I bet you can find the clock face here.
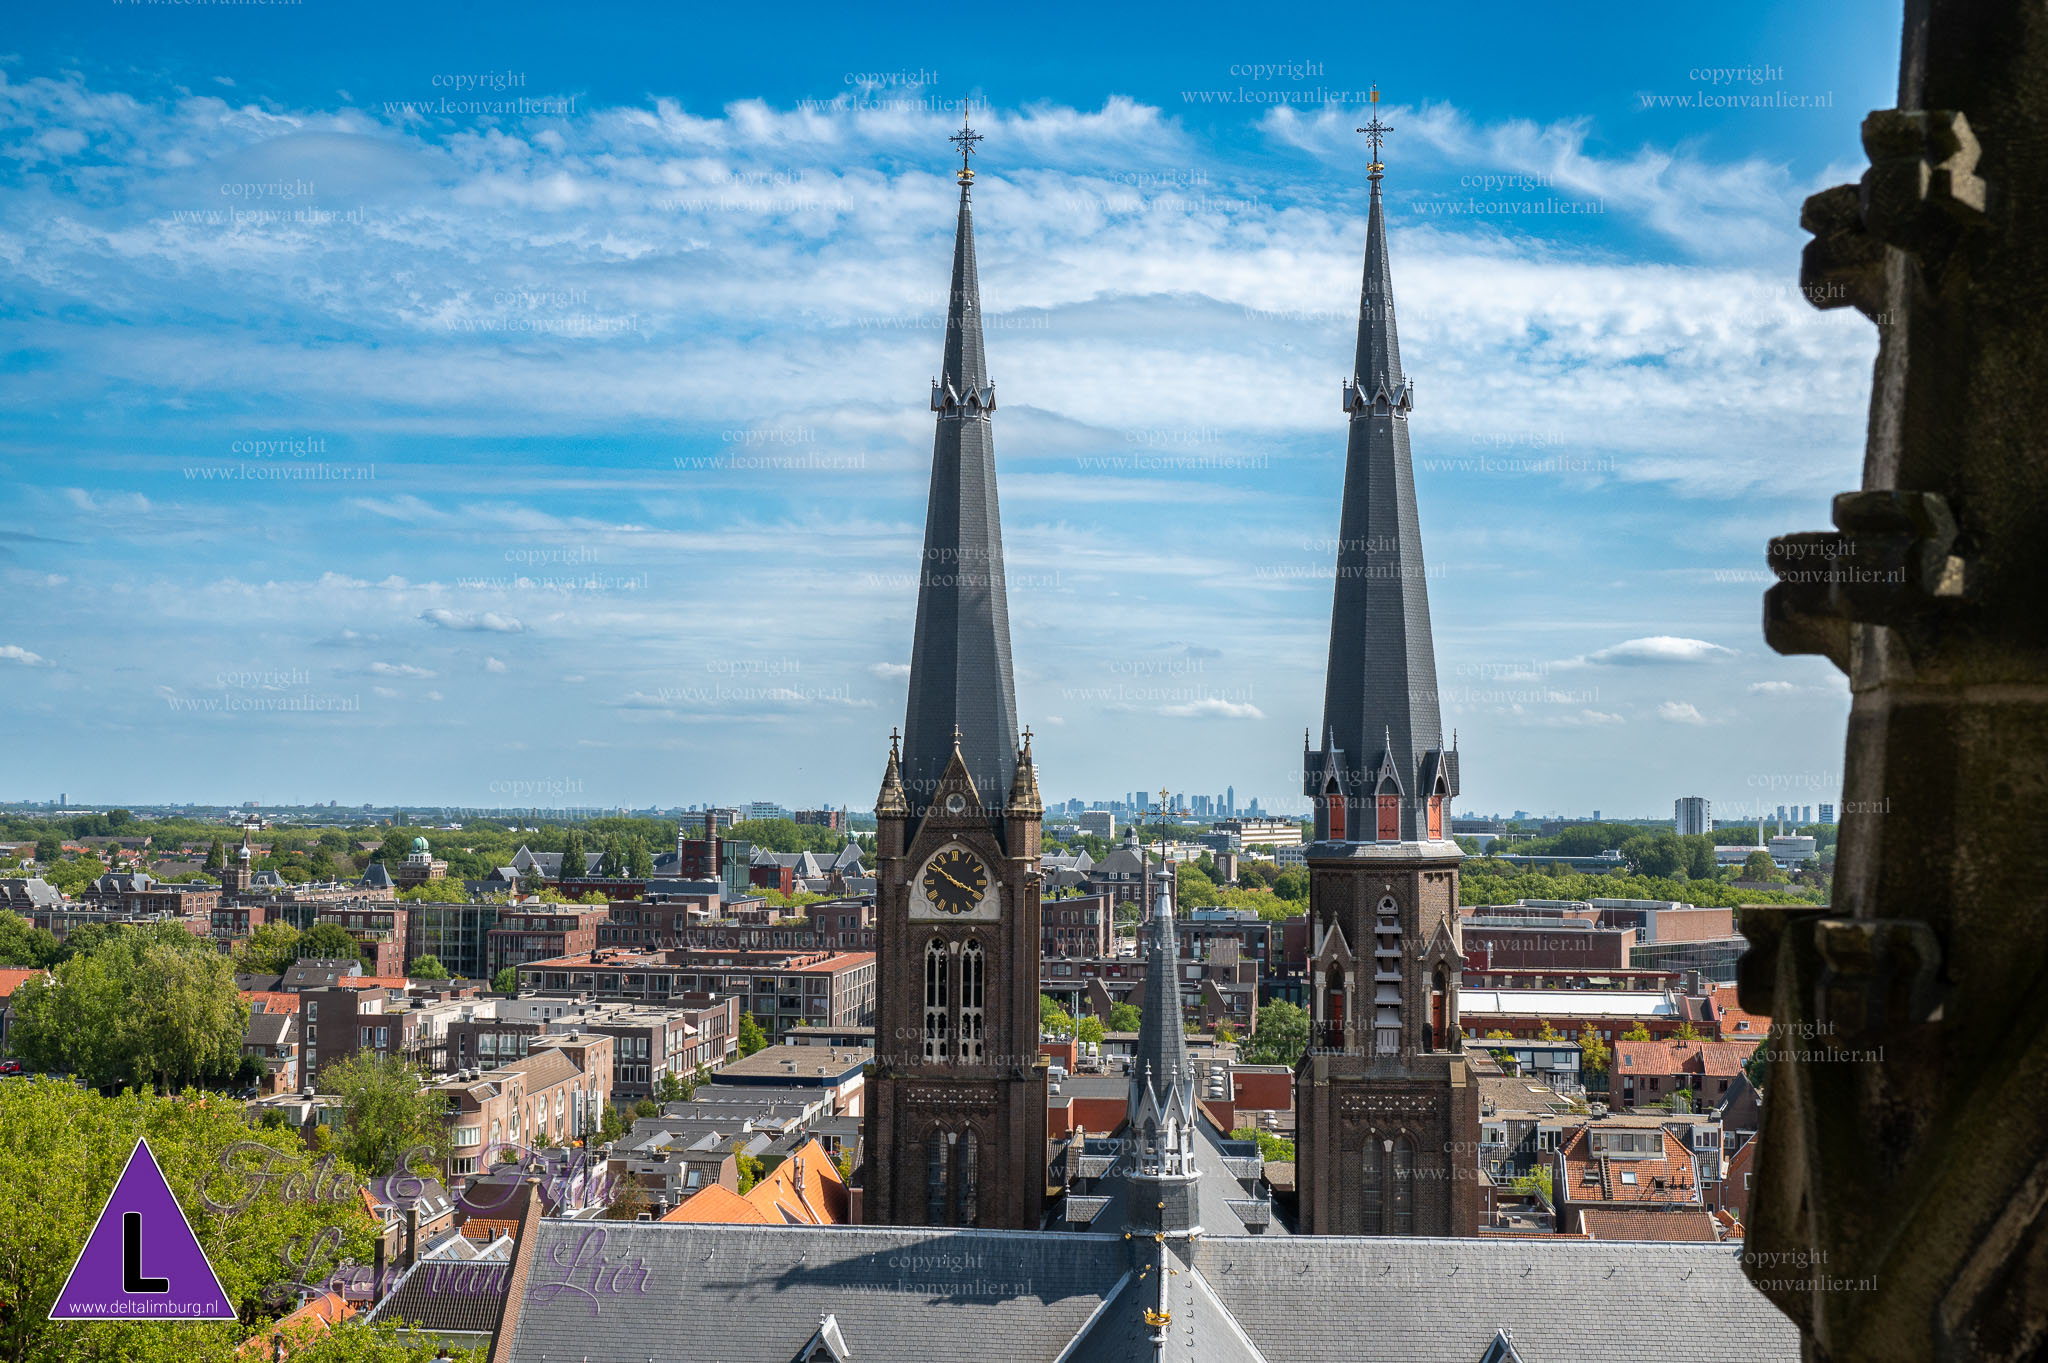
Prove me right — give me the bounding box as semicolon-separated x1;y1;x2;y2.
920;847;989;915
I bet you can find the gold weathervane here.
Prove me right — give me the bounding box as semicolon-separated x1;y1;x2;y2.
951;118;983;186
1356;84;1390;179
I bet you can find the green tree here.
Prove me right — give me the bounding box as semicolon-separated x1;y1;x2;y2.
598;835;622;878
558;829;586;881
633;1098;659;1119
734;1144;765;1194
737;1013;769;1057
1230;1126;1295;1163
1742;849;1782;882
1108;1002;1143;1033
1622;1021;1652;1043
237;921;303;975
1535;1018;1561;1042
34;834;62;865
492;966;521;995
1577;1025;1611;1075
203;837;226;872
1039;994;1075;1038
1744;1029;1774;1090
1241;1000;1310;1067
0;1078;395;1363
1272;868;1310;901
1076;1014;1106;1045
296;922;364;963
1511;1167;1555;1202
1214;1019;1240;1047
1674;1020;1702;1042
10;930;246;1092
598;1101;631;1143
406;955;451;980
323;1052;449;1176
653;1069;690;1104
605;1176;651;1221
0;910;61;967
626;837;654;880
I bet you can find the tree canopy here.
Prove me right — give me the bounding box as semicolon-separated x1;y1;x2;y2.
10;925;246;1092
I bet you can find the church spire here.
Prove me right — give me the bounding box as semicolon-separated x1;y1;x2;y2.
1311;88;1455;844
902;115;1019;825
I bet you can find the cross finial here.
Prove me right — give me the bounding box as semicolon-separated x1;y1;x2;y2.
950;118;983;187
1356;85;1391;182
1021;725;1033;748
952;722;963;749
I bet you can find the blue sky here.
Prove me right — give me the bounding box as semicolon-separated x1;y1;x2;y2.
0;0;1895;820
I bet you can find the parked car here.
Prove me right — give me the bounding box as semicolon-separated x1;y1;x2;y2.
0;1060;25;1076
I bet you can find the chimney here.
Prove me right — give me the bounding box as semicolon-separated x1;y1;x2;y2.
404;1206;420;1268
373;1235;387;1298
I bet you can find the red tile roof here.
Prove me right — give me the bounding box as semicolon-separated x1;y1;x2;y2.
661;1138;847;1226
241;991;302;1013
0;968;46;1001
1614;1038;1759;1081
1560;1124;1701;1204
1709;984;1770;1040
1578;1206;1721;1241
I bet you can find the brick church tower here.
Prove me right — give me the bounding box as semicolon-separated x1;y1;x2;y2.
1295;92;1482;1237
864;123;1047;1230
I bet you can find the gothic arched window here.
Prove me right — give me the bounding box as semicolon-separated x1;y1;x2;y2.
1322;961;1347;1051
1390;1136;1415;1235
959;939;985;1063
1326;778;1347;841
1362;1134;1383;1229
924;1129;949;1224
924;939;950;1063
958;1128;979;1227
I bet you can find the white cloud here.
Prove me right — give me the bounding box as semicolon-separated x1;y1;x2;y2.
1658;700;1707;725
1748;680;1798;695
1572;636;1737;667
367;661;435;678
868;662;911;679
0;645;51;666
484;657;509;673
419;609;525;633
1160;697;1266;720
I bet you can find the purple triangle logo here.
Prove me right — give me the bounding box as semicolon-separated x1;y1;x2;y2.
48;1136;236;1321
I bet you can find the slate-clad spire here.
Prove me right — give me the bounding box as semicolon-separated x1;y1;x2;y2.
901;121;1018;821
1129;869;1193;1132
1309;94;1456;843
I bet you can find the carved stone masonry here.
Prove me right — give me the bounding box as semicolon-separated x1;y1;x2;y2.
1748;3;2048;1360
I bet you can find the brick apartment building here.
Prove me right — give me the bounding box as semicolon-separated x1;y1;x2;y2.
314;902;410;977
445;995;739;1102
1041;892;1113;959
434;1033;614;1176
515;947;876;1041
485;907;608;976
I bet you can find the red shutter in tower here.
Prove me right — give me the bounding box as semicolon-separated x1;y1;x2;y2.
1377;795;1399;841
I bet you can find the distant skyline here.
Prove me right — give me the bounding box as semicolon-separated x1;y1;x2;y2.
2;1;1887;817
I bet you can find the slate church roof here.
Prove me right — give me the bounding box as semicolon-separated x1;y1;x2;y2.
490;1220;1799;1362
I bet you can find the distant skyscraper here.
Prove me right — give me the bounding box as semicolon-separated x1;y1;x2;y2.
1802;804;1814;823
1674;797;1712;837
1592;809;1601;821
1777;804;1789;824
1820;803;1836;824
1226;784;1235;816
